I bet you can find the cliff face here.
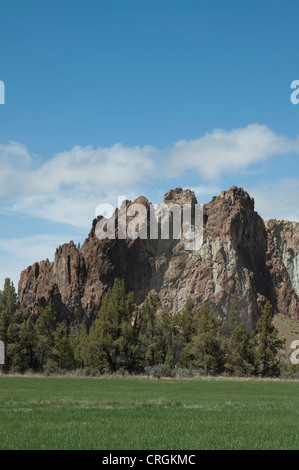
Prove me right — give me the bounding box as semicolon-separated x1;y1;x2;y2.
265;220;299;295
18;186;299;329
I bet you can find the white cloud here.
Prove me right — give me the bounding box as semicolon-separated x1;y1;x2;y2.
0;234;69;261
0;234;71;288
166;124;299;180
188;185;222;203
0;143;156;228
33;144;156;193
2;125;299;286
0;141;32;197
1;124;299;229
251;178;299;222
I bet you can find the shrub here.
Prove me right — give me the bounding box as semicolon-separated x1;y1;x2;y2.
145;364;175;379
114;368;129;377
174;368;189;378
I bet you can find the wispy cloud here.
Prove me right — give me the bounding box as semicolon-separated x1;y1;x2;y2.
0;234;70;287
0;142;156;228
166;124;299;180
1;124;299;229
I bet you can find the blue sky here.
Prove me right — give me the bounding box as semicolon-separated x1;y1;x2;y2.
1;0;299;287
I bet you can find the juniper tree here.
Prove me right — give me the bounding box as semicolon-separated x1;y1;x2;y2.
49;323;75;370
87;279;136;372
222;300;250;376
35;300;58;369
6;310;37;371
0;278;18;344
188;303;224;375
253;301;285;377
137;292;167;368
161;307;176;367
176;297;197;367
72;318;90;368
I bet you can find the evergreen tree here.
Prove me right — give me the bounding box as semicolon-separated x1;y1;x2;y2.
161;308;175;368
87;279;136;372
253;301;285;377
35;300;58;369
222;300;250;376
137;292;166;368
50;323;75;370
73;318;90;368
0;278;18;345
176;297;197;367
6;311;37;371
188;303;224;374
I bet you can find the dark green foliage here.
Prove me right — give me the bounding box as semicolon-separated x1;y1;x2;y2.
176;297;197;367
0;278;288;377
0;278;18;345
186;303;224;374
0;281;76;372
137;292;173;368
137;292;163;367
50;323;75;370
221;300;251;376
160;309;176;368
252;301;285;377
35;300;58;369
72;318;89;368
6;311;37;371
86;279;137;373
177;297;197;344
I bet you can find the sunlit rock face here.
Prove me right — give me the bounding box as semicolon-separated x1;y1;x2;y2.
18;186;299;330
265;220;299;297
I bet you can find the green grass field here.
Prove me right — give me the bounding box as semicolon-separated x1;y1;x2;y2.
0;376;298;450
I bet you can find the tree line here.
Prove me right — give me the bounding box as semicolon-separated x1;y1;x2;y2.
0;277;289;377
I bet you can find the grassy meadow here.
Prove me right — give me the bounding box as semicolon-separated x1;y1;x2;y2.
0;375;298;450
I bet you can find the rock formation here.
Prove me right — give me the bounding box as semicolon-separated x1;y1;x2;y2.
18;186;299;330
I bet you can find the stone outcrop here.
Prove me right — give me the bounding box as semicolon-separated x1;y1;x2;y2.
18;186;299;329
265;219;299;302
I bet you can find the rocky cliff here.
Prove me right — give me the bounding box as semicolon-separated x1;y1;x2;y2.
265;219;299;299
18;186;299;330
